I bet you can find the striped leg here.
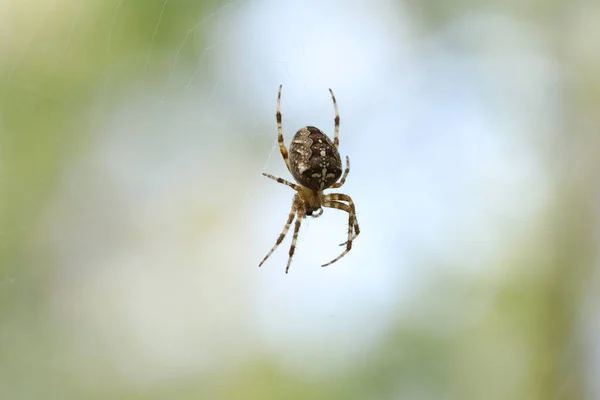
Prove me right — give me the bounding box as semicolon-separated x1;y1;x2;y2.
276;85;291;172
328;88;340;148
321;200;356;267
286;206;306;274
325;193;360;241
329;156;350;189
259;195;298;268
262;173;302;191
323;200;359;244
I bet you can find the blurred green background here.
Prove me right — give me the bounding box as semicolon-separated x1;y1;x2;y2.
1;0;599;399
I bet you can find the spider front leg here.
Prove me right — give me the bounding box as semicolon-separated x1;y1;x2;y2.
326;193;360;244
286;207;306;274
324;200;359;245
321;195;359;267
259;194;298;268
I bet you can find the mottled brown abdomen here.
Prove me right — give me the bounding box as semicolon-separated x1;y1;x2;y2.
289;126;342;191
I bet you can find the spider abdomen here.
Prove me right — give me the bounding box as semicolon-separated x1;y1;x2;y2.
289;126;342;191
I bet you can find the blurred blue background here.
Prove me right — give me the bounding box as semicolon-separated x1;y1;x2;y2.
1;0;599;398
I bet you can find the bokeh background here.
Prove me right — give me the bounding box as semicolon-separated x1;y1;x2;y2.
1;0;599;398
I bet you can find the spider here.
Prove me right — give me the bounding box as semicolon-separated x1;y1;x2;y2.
258;85;360;274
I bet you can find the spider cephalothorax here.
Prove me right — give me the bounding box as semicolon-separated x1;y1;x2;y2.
259;85;360;273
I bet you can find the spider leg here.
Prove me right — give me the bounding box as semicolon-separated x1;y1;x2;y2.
276;85;292;172
324;200;360;245
321;199;355;267
321;194;360;265
328;88;340;148
329;155;350;189
258;195;298;268
262;173;302;191
325;193;360;241
286;206;306;274
310;207;323;218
